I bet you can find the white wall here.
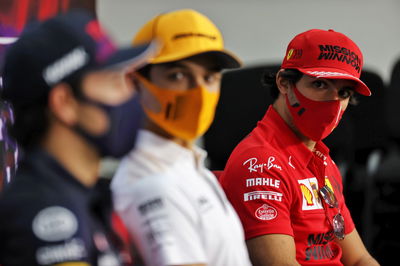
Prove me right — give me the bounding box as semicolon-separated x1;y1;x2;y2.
98;0;400;83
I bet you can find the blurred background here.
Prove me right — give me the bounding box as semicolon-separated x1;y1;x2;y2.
1;0;400;264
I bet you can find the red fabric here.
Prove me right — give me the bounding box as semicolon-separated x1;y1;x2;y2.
212;170;224;180
112;211;131;247
286;86;343;141
281;29;370;96
111;212;134;265
15;0;30;31
220;105;355;265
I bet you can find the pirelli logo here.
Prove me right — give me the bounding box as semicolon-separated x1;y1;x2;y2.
244;191;283;202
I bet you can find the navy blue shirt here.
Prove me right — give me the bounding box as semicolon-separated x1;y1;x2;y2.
0;149;121;266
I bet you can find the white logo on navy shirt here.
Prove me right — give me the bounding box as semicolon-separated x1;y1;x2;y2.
32;206;78;242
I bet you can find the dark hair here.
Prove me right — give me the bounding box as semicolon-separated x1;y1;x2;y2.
262;68;303;100
261;68;358;105
9;75;83;151
9;99;49;151
137;64;152;79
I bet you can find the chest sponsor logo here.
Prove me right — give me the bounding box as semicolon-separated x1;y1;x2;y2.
32;206;78;242
36;238;87;265
246;177;280;188
298;178;323;210
298;177;336;210
255;204;277;221
138;198;163;216
244;191;283;202
305;231;336;261
243;156;282;173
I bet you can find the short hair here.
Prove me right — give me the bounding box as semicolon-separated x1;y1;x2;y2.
262;68;303;100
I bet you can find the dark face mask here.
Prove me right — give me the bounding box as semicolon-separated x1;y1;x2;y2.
75;93;144;158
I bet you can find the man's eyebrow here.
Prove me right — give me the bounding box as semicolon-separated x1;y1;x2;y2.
316;77;356;90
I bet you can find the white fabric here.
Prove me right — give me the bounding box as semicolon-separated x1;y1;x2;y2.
111;130;251;266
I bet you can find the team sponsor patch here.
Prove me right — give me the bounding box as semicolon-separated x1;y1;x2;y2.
255;204;277;221
244;191;283;202
36;238;86;265
298;178;323;210
32;206;78;242
144;216;174;249
246;177;280;188
43;47;89;85
317;44;361;73
243;156;282;173
138;198;163;216
286;48;302;60
306;231;336;261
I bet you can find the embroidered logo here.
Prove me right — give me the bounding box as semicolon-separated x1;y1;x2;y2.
255;204;277;221
244;191;283;202
298;178;323;210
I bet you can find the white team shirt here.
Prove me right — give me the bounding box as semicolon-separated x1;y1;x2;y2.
111;130;251;266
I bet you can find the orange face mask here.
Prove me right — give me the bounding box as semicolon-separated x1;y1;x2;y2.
135;74;220;141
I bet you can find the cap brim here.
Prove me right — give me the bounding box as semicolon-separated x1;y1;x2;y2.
296;67;371;96
150;48;242;69
200;50;242;69
103;40;159;72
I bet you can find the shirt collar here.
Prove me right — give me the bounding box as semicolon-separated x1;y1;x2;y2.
258;105;330;169
134;129;207;167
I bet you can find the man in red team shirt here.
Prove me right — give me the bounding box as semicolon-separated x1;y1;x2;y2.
219;29;380;265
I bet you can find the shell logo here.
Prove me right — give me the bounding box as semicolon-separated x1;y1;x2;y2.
300;184;314;206
287;49;294;60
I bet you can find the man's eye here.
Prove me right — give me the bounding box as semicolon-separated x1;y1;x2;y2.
338;88;354;99
313;80;327;89
167;72;185;81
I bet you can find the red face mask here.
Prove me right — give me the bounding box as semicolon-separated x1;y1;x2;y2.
285;86;344;141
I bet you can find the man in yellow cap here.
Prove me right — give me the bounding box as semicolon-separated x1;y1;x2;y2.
111;9;251;266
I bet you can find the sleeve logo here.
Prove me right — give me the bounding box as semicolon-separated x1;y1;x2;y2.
255;204;277;221
244;191;283;202
243;156;282;173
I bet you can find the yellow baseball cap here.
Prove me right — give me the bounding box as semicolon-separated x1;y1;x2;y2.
133;9;242;68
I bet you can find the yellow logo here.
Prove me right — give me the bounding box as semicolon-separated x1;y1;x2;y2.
324;178;334;193
300;184;314;206
287;49;294;60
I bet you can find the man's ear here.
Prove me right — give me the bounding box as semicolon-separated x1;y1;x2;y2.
47;83;78;126
276;69;292;95
131;73;144;93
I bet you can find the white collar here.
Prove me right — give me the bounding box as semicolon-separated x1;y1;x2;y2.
133;129;207;167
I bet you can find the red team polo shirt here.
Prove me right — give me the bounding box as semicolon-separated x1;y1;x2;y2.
220;105;355;265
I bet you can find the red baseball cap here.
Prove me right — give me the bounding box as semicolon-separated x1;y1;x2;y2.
281;29;371;96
